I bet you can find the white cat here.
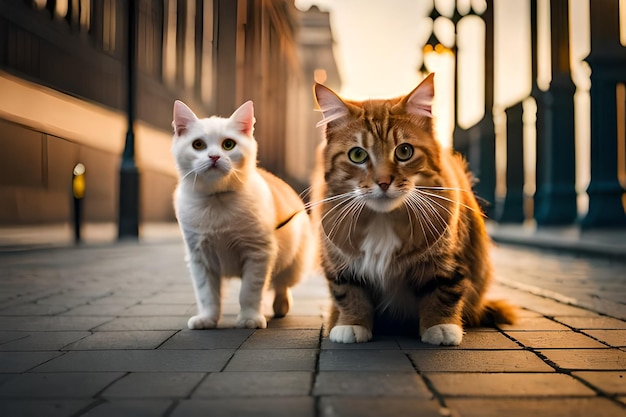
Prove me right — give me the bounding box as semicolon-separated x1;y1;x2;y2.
171;100;312;329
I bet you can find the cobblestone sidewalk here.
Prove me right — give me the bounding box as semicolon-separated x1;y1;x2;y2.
0;239;624;417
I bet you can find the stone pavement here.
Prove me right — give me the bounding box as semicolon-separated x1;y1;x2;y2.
0;233;625;416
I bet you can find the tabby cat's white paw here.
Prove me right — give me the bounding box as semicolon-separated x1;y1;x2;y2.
187;315;218;330
329;325;373;343
236;311;267;329
421;323;463;346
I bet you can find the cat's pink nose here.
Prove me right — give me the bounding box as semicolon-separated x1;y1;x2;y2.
377;176;394;191
209;155;220;162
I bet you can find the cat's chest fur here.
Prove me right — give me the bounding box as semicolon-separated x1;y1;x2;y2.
351;215;402;282
177;191;241;236
174;176;274;251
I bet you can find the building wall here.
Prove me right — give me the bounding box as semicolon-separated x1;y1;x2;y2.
0;0;340;225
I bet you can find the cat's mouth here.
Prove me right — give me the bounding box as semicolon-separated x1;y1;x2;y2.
365;193;405;213
204;161;226;173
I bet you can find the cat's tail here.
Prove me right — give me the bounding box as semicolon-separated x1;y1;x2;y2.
479;299;517;326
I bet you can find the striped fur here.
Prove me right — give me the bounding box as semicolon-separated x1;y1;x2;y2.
311;74;516;345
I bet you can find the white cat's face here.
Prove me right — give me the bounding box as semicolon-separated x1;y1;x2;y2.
172;101;257;190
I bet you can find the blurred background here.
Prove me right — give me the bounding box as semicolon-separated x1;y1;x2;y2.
0;0;624;240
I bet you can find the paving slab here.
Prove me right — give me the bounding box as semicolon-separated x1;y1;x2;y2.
0;351;63;372
102;372;205;398
319;350;414;372
0;399;92;417
80;399;173;417
32;350;234;373
61;304;131;316
0;331;28;345
158;329;254;349
0;372;125;398
554;316;626;329
0;331;91;351
408;350;554;372
538;348;626;370
93;316;188;331
426;372;595;397
240;329;320;349
223;349;318;372
313;371;431;397
116;304;194;317
572;371;626;395
506;330;607;349
498;317;570;331
193;371;312;397
171;397;315;417
63;330;176;350
0;303;71;316
0;316;114;332
581;329;626;347
319;397;443;417
446;398;625;417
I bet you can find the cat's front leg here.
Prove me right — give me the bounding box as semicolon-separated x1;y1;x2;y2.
237;260;270;329
417;274;467;346
186;250;222;329
327;281;374;343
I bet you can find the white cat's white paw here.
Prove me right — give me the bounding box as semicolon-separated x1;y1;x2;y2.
236;310;267;329
187;315;218;330
421;323;463;346
329;325;373;343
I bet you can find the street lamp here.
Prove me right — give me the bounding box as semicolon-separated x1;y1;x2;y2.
118;0;140;239
423;1;482;154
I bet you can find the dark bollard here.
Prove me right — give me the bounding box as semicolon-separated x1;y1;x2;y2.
72;163;86;244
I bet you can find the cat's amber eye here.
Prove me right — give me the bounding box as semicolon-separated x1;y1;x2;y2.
394;144;414;161
222;138;236;150
192;139;206;150
348;147;369;164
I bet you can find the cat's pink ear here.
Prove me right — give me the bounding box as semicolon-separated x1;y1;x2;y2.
396;73;434;118
230;101;255;137
172;100;197;137
314;83;350;128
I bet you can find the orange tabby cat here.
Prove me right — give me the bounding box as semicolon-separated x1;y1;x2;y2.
311;73;515;345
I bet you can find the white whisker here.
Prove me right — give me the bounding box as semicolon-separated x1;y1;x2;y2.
406;191;450;250
325;197;361;242
305;192;354;211
414;188;484;217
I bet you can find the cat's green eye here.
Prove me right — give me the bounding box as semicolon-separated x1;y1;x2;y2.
348;147;369;164
395;144;414;161
192;139;206;150
222;138;236;150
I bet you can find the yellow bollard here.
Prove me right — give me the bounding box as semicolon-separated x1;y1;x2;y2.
72;163;86;243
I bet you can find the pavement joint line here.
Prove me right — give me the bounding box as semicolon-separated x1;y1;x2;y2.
510;331;626;407
536;346;626;410
549;318;618;349
155;329;182;350
406;350;447;409
186;370;210;401
497;278;623;321
92;371;129;398
216;332;252;372
163;399;180;417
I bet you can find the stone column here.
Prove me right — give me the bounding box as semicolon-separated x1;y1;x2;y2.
533;0;578;225
581;0;626;228
469;0;496;218
495;102;526;223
